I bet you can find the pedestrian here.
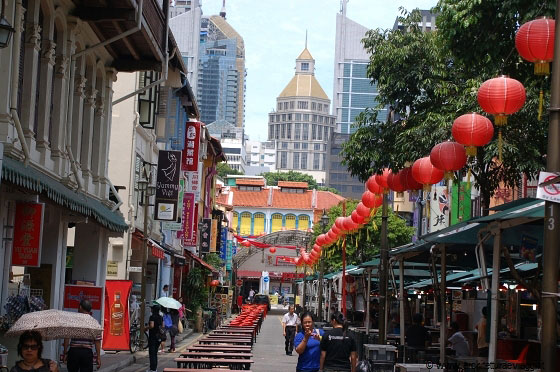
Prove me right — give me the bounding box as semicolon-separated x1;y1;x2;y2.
177;297;186;329
63;300;102;372
475;306;489;357
167;309;180;353
405;313;430;349
236;294;243;313
320;311;357;372
248;288;255;303
282;305;301;356
161;284;169;298
10;330;59;372
160;307;170;352
294;311;324;372
148;305;163;372
448;321;470;357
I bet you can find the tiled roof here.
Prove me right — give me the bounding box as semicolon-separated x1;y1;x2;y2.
216;192;230;206
232;188;270;207
236;179;265;186
279;74;329;99
278;181;308;188
297;48;314;60
271;189;313;209
316;191;345;210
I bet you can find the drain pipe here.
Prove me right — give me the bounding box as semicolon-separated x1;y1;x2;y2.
9;0;30;166
65;0;144;190
112;1;171;106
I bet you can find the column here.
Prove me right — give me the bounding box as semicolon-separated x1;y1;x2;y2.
80;86;97;187
95;68;116;200
35;38;56;158
70;72;86;163
50;53;69;173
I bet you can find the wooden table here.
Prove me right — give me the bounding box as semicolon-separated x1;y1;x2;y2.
179;352;253;359
199;338;253;345
188;345;252;352
175;357;254;370
212;329;256;341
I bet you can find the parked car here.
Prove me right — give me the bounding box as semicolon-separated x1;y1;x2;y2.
252;294;271;310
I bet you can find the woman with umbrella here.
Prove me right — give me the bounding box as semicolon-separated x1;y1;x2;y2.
10;330;59;372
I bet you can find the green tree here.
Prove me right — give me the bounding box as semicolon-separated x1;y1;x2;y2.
203;253;224;269
318;186;340;194
260;171;319;189
311;200;414;272
182;267;208;313
341;4;550;213
217;162;243;178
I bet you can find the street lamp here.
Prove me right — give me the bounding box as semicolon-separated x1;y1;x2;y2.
317;209;329;322
0;0;15;49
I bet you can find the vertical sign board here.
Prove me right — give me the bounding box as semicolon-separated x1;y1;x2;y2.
210;219;218;253
12;202;45;267
63;285;103;324
103;280;132;351
220;227;228;260
163;178;184;231
181;121;200;172
200;218;212;254
429;185;450;233
451;182;472;225
154;150;181;221
181;193;197;246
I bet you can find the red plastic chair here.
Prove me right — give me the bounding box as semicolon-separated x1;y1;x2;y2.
507;344;529;365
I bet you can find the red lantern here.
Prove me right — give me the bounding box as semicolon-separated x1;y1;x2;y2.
296;256;304;266
477;76;526;126
452;113;494;156
327;229;338;242
516;18;555;75
316;234;327;246
351;210;365;225
210;280;220;287
356;202;371;218
400;167;422;191
269;247;277;254
366;175;384;194
343;217;359;232
241;240;251;247
335;217;346;232
331;223;342;235
412;157;444;190
387;170;406;192
374;168;391;193
430;141;467;180
304;254;312;265
362;191;383;209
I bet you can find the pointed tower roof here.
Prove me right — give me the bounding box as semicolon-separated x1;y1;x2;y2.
279;48;328;100
297;48;313;60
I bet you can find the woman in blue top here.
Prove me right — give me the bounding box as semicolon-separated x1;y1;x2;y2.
294;312;324;372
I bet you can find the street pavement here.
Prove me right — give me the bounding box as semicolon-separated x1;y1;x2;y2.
252;308;298;372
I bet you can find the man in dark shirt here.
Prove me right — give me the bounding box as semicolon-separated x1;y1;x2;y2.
148;305;163;372
320;312;357;372
406;313;430;349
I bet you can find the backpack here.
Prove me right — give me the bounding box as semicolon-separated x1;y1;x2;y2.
163;313;173;328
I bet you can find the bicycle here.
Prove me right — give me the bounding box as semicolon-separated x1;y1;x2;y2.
129;318;148;353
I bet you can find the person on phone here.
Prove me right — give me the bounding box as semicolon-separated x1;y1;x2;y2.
295;312;324;372
320;311;357;372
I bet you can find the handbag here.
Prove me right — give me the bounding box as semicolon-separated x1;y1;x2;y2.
158;325;167;341
178;320;184;333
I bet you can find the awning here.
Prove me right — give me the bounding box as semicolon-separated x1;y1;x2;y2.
237;270;262;278
149;239;165;259
2;157;128;232
473;198;544;222
185;250;218;273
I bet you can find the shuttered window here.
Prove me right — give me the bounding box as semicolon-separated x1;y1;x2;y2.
271;214;283;233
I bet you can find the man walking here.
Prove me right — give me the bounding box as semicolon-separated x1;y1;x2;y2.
64;299;102;372
282;305;300;355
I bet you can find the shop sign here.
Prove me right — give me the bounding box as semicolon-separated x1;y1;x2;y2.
199;218;211;254
210;219;218;253
162;179;184;231
181;121;200;172
155;150;181;221
63;285;103;324
537;171;560;203
151;244;165;259
184;169;202;201
429;185;449;233
127;266;142;273
219;227;228;260
12;202;44;267
103;280;132;351
180;193;197;246
107;261;118;276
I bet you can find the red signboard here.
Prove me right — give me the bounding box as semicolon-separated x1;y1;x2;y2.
63;285;103;310
103;280;132;351
275;256;297;266
281;272;305;280
181;121;200;172
181;193;197;246
12;202;44;267
151;243;165;259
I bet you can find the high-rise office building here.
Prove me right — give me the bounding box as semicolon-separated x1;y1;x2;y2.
268;48;336;185
197;8;246;127
170;0;201;93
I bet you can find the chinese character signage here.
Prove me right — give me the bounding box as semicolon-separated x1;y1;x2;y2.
181;193;197;246
181;121;200;172
200;218;211;254
63;285;103;324
210;219;218;253
220;227;228;260
429;186;449;233
184;170;201;201
103;280;132;351
155;150;181;221
451;182;472;225
12;202;44;267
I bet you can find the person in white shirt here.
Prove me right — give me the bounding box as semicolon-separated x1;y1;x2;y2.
282;305;301;355
161;284;169;298
448;321;470;357
248;288;255;302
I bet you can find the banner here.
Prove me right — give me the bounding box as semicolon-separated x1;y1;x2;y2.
220;227;227;260
200;218;212;254
103;280;132;351
451;181;472;225
12;202;44;267
181;121;200;172
210;219;218;253
162;178;185;231
155;150;181;221
63;285;103;324
180;192;196;246
429;185;449;233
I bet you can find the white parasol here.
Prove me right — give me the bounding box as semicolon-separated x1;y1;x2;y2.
154;297;181;310
6;309;103;341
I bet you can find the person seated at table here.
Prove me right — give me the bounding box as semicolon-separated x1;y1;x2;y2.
406;313;430;349
448;321;470;357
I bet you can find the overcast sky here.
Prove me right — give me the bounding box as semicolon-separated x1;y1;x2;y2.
200;0;437;141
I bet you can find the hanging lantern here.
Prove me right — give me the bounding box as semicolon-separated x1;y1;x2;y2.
304;254;313;265
515;18;555;75
387;170;406;192
296;256;304;266
356;202;371;219
351;210;365;225
412;157;444;191
400;167;423;191
241;240;251;247
335;217;346;233
375;168;391;193
366;175;384;194
343;216;359;232
430;142;467;180
451;113;494;156
312;243;322;253
477;76;526;126
362;191;383;209
269;247;277;254
327;229;338;242
316;234;327;246
331;223;342;236
210;280;220;287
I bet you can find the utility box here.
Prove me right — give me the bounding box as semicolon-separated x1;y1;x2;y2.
363;344;397;362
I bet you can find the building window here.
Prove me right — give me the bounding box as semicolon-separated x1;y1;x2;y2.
293;152;300;169
285;214;296;230
311;102;317;111
232;212;239;232
280;151;287;168
286;124;291;139
269;125;274;140
271;214;283;233
275;124;280;139
318;103;323;111
324;126;329;141
298;101;309;109
254;213;265;235
138;71;160;129
277;102;282;110
294;142;300;149
301;62;309;71
295;113;302;120
318;125;323;140
284;102;289;110
301;153;307;169
302;123;309;140
302;142;308;150
303;114;309;121
294;123;301;140
322;153;326;170
281;124;286;138
313;153;320;170
240;212;251;235
282;114;287;121
269;114;274;123
290;101;295;109
314;143;321;151
298;215;310;231
282;142;288;149
312;124;317;140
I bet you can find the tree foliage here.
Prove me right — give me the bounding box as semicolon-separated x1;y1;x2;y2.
203;253;224;269
217;162;243;178
260;171;319;189
341;3;552;212
183;267;208;312
311;200;415;272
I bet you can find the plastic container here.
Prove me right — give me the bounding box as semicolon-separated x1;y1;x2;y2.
364;344;397;361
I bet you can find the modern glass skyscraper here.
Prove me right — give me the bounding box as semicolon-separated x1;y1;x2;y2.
197;13;245;127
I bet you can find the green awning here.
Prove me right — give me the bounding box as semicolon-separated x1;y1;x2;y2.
2;157;128;232
457;262;537;283
472;199;544;222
